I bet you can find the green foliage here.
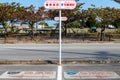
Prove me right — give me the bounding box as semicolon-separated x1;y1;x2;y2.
113;19;120;28
0;1;120;40
114;0;120;4
0;3;3;6
39;21;48;26
86;16;97;28
67;21;80;28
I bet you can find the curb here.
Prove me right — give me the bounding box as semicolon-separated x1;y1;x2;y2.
0;60;120;65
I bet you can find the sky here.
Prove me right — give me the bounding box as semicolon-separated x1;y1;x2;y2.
0;0;120;26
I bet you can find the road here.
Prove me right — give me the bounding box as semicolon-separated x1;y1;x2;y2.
0;64;120;80
0;43;120;60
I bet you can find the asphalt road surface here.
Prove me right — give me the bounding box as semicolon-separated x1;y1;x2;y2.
0;43;120;61
0;64;120;80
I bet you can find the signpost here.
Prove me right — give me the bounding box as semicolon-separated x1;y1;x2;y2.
54;17;67;21
44;0;76;65
44;0;76;10
44;1;76;80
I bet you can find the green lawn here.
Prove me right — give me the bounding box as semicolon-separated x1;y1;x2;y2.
67;28;118;34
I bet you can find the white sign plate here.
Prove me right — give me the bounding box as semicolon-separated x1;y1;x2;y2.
44;0;76;10
0;71;56;79
64;71;120;79
54;17;67;21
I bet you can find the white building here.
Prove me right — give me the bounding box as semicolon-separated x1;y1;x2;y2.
38;24;46;29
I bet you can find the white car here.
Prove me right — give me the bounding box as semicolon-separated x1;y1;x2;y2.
108;25;116;29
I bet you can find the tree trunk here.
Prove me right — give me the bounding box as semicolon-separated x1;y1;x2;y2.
2;22;7;43
64;25;67;37
31;27;34;40
29;22;34;40
100;26;105;41
4;27;7;42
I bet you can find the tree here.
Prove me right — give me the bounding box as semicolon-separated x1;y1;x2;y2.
114;0;120;4
86;15;96;28
20;5;45;40
95;7;120;40
0;2;24;41
46;3;84;36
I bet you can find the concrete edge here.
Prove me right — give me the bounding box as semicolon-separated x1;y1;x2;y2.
0;60;120;65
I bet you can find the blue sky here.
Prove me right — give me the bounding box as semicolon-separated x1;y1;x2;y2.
0;0;120;26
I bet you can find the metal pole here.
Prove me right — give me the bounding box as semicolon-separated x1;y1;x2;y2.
59;9;62;65
57;9;62;80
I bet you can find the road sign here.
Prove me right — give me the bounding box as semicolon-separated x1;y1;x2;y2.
0;71;56;79
44;0;77;66
54;17;67;21
64;71;120;79
44;0;76;10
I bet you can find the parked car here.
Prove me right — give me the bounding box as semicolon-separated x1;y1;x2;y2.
80;26;84;29
108;25;116;29
88;26;97;32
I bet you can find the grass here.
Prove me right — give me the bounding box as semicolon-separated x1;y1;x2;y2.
67;28;117;34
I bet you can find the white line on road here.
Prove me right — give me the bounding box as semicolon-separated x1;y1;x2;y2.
57;65;62;80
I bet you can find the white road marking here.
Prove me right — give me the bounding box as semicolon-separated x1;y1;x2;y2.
57;65;62;80
64;71;120;79
0;71;56;79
